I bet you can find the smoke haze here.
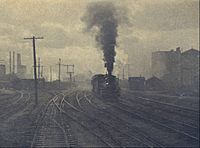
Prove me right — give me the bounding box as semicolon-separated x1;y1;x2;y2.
0;0;198;80
82;1;129;75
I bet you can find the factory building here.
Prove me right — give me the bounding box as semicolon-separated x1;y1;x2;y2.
152;47;181;88
16;53;27;78
152;48;199;90
181;49;199;90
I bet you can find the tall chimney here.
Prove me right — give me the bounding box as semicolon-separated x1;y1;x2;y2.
9;51;12;74
13;51;15;74
17;53;21;66
17;53;21;73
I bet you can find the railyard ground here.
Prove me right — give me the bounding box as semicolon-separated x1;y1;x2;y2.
0;86;199;147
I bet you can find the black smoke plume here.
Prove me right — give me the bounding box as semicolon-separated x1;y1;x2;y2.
82;1;119;75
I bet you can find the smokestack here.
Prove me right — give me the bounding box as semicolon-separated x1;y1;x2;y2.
105;62;113;76
9;51;11;74
13;51;15;74
17;53;21;73
17;53;21;66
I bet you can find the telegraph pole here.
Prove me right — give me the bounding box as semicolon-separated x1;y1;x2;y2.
13;51;15;74
24;36;43;106
64;64;75;83
50;66;52;82
38;57;41;79
58;58;61;82
127;64;130;78
41;65;44;78
9;51;12;74
58;58;61;88
122;66;125;80
59;64;75;83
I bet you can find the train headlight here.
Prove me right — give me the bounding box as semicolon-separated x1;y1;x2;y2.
104;82;109;87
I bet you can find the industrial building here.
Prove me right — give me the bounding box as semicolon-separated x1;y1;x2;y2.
16;53;27;78
181;49;199;90
152;48;199;90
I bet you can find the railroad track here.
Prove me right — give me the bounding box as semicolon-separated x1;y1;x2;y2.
0;91;31;119
0;91;23;110
120;92;199;128
82;91;166;147
60;91;114;147
118;96;199;137
31;93;77;147
54;92;78;147
123;90;199;118
107;100;199;146
0;91;20;105
59;92;121;147
82;91;199;147
60;91;157;147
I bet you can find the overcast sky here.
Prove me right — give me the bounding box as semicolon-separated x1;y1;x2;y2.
0;0;199;80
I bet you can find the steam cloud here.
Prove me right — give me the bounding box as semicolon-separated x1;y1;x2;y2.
82;1;124;75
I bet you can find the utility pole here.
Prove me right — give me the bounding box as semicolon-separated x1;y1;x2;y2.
60;64;75;83
127;64;130;78
65;64;75;83
41;65;44;78
58;58;61;88
38;57;41;79
50;66;52;82
9;51;12;74
122;66;125;80
24;36;43;106
13;51;15;74
67;64;75;83
58;58;61;82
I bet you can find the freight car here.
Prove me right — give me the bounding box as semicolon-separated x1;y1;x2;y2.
91;74;120;97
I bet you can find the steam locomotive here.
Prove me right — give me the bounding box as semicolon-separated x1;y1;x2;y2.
91;74;120;97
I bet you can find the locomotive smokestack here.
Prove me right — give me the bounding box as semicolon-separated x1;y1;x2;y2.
105;62;113;76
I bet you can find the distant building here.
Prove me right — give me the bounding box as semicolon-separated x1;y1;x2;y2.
146;76;166;91
181;49;199;90
0;64;6;77
128;77;145;91
16;53;27;78
152;47;199;90
152;47;181;88
17;65;27;78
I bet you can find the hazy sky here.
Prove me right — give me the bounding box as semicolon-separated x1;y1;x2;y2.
0;0;199;80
